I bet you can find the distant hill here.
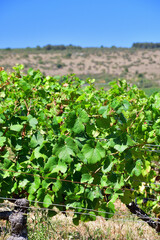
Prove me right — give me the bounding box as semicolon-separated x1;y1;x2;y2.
0;46;160;95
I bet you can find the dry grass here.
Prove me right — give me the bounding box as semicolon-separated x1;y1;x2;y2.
0;200;159;240
27;210;160;240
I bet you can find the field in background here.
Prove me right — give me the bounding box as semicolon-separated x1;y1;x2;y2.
1;47;160;94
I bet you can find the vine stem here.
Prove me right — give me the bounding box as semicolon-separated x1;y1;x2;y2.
127;202;160;233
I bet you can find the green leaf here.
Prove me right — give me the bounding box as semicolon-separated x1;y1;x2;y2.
56;161;68;173
96;117;110;129
120;189;135;205
0;92;5;98
76;93;86;102
28;194;35;201
44;157;67;173
131;159;142;177
107;202;115;212
73;215;80;225
123;99;130;110
97;202;112;218
81;211;96;222
29;117;38;128
78;109;89;123
66;111;76;128
87;187;103;201
10;124;23;132
82;141;105;164
111;99;121;110
126;135;135;146
34;146;47;160
11;182;18;193
44;156;57;172
58;145;75;163
142;160;151;176
65;137;79;153
0;117;5;124
53;137;77;163
42;179;52;189
110;193;119;203
37;188;46;201
30;135;38;148
43;194;52;208
52;180;62;192
102;156;116;173
98;106;109;117
66;109;88;134
52;161;67;173
48;209;57;217
19;179;29;188
114;144;128;153
3;159;12;169
81;173;93;183
28;176;41;194
86;123;96;137
0;137;6;147
72;118;85;134
28;68;34;75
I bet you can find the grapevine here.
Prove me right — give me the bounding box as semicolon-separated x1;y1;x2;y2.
0;65;159;225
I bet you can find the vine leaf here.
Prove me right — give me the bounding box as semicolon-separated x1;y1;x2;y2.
81;173;93;183
29;117;38;128
10;124;23;132
114;144;128;153
82;141;105;164
43;194;52;208
0;136;6;147
131;159;142;176
28;176;41;194
58;145;75;163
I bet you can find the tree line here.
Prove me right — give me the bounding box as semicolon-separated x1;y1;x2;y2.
36;44;82;51
132;42;160;49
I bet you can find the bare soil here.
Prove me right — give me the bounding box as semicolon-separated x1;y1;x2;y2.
1;48;160;86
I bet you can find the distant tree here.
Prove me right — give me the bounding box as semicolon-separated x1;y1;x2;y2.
41;44;82;51
132;42;160;49
36;45;41;50
111;45;117;49
67;45;82;50
5;47;11;50
44;44;53;50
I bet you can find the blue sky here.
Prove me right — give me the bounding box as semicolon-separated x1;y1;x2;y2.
1;0;160;48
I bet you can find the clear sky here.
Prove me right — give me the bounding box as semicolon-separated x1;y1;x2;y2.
1;0;160;48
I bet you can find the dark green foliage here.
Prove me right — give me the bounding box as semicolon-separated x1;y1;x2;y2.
132;42;160;49
43;44;82;51
0;65;159;224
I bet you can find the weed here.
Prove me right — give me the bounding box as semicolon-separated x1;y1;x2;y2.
68;68;73;72
64;52;72;59
23;54;29;58
39;59;44;64
56;61;66;69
